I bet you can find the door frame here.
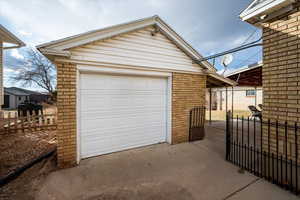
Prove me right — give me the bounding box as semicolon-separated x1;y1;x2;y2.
76;65;172;163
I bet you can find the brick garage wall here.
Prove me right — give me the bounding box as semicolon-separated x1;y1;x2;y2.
262;3;300;159
55;62;77;168
55;68;206;167
172;73;206;144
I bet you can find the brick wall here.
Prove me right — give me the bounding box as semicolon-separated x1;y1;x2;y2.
172;73;206;144
55;67;207;167
262;3;300;159
56;62;77;168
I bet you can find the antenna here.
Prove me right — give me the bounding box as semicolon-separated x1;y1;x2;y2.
221;54;233;75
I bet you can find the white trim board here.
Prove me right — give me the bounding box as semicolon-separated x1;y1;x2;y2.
240;0;294;22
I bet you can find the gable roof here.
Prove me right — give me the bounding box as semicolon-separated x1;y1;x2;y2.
37;15;216;72
4;87;42;96
0;25;25;49
240;0;295;25
225;61;262;77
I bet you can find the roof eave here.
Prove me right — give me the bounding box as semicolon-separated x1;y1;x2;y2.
240;0;295;25
37;15;216;72
0;25;25;48
225;61;263;77
206;71;237;87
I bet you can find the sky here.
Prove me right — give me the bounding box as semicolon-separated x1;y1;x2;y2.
0;0;262;91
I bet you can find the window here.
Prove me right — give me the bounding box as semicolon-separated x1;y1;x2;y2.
246;90;256;96
19;97;22;101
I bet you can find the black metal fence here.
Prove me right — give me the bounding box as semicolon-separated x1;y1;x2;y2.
225;111;300;195
189;107;206;141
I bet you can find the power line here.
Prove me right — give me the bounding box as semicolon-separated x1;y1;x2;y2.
241;29;258;46
232;49;262;69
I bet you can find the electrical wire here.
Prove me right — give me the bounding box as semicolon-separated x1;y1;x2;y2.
241;29;258;46
232;49;262;69
196;37;262;62
196;30;262;63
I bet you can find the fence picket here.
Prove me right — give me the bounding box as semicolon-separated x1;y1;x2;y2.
225;112;300;196
0;111;57;134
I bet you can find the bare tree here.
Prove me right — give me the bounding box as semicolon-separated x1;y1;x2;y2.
11;48;56;95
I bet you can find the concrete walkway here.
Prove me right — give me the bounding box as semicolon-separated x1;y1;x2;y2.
35;125;298;200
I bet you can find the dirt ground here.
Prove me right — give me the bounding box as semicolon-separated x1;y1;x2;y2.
0;128;57;199
0;154;57;200
0;130;56;177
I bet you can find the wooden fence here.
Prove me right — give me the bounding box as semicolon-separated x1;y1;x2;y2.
0;111;57;134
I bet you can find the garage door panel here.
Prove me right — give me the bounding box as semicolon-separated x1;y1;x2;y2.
81;98;166;112
81;121;165;136
81;116;165;131
81;131;165;157
81;74;166;90
80;73;168;158
82;138;164;158
81;108;166;119
82;126;165;143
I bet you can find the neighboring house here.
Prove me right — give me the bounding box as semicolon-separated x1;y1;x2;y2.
3;87;49;109
240;1;300;151
0;25;25;113
37;15;235;168
207;62;263;111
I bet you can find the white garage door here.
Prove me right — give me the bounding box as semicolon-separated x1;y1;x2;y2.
80;73;168;158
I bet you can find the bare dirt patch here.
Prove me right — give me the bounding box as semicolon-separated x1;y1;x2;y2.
0;154;57;200
0;129;57;199
0;130;56;177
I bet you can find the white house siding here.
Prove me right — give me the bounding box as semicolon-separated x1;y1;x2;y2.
0;41;3;109
4;94;28;109
68;26;202;73
207;87;263;111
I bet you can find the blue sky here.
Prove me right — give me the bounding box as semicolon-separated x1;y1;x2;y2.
0;0;261;91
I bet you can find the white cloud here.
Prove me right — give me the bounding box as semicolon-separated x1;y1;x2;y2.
18;30;32;36
3;68;15;73
10;49;24;60
0;0;261;74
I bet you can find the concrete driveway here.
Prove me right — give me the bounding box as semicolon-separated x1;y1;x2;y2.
36;125;298;200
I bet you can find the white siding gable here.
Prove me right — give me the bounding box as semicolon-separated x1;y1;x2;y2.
68;26;203;73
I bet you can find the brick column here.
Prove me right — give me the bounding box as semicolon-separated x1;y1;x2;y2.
56;62;77;168
172;73;206;143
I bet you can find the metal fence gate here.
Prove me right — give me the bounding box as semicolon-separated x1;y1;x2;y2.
189;106;206;141
225;111;300;195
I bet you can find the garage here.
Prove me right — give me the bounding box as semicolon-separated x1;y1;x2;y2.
79;72;169;158
38;16;234;167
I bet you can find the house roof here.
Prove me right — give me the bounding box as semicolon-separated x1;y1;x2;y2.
240;0;296;25
225;61;262;86
37;15;216;72
0;25;25;48
4;87;42;96
225;61;262;77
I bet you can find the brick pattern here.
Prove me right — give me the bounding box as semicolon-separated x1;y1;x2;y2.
262;4;300;123
172;73;206;144
55;62;77;168
55;67;207;167
262;3;300;160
